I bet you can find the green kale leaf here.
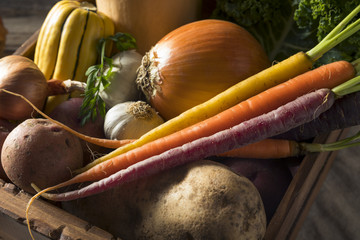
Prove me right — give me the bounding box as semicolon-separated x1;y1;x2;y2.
294;0;360;63
211;0;360;64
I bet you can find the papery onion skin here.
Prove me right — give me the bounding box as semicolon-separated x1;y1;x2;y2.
136;19;271;120
0;55;48;121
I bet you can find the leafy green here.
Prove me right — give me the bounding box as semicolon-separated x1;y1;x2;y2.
294;0;360;62
211;0;360;64
79;33;137;125
211;0;285;27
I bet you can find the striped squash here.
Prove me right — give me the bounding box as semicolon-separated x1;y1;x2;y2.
34;0;114;112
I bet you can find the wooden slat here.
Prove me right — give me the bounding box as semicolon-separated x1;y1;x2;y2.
12;29;39;57
265;129;346;239
0;180;116;240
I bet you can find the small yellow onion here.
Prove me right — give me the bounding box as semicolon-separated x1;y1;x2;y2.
136;19;271;120
0;55;48;121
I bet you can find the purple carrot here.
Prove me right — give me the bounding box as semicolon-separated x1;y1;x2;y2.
275;91;360;141
33;88;335;201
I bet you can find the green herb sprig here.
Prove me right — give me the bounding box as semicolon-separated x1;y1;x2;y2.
79;33;137;125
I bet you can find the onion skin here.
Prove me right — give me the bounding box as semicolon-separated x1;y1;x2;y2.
0;55;48;121
137;19;271;120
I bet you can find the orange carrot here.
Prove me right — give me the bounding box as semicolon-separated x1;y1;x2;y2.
29;85;360;203
218;139;300;159
75;5;360;169
67;59;356;182
30;87;338;202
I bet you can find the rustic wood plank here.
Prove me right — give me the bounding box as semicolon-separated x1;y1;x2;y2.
0;180;117;240
265;129;346;240
12;29;39;57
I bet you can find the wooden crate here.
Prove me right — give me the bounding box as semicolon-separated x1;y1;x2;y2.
0;30;347;240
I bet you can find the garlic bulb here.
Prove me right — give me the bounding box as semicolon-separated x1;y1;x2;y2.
104;101;164;140
100;49;143;108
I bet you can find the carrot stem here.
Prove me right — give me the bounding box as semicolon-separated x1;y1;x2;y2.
300;130;360;153
332;75;360;96
307;5;360;61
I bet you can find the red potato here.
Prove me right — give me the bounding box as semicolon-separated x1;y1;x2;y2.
49;98;109;164
1;118;83;194
0;118;16;181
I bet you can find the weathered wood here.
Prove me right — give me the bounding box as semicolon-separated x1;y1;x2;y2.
12;29;39;57
0;179;117;240
265;129;346;239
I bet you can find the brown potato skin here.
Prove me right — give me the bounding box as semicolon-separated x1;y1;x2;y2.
62;160;266;240
1;118;83;194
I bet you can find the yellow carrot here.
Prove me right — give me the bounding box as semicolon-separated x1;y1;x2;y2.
78;52;311;171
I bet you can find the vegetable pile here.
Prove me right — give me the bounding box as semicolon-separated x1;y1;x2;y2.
1;1;360;240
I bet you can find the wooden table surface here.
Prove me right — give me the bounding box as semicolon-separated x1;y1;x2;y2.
1;1;359;239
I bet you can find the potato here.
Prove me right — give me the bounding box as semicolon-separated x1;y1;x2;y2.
62;160;266;240
222;157;293;222
1;118;83;194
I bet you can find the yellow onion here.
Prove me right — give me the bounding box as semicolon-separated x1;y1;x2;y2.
0;55;48;121
136;19;271;120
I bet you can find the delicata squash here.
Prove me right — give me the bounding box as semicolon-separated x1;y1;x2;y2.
34;0;114;112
